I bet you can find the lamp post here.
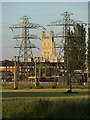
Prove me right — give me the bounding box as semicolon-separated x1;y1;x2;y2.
13;56;19;89
35;61;37;87
38;63;41;85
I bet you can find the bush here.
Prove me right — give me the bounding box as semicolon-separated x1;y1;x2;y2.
52;85;56;89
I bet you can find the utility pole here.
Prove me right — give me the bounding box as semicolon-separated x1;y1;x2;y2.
35;61;37;87
13;56;18;89
10;16;45;80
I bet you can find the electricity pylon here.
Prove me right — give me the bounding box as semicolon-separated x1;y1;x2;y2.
9;16;45;80
9;16;45;62
48;11;86;73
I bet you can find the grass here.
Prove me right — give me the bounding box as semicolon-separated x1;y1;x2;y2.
2;88;90;98
2;98;90;119
2;84;90;119
2;92;89;99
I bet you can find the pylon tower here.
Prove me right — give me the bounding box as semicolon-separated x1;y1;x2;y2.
10;16;45;80
61;12;73;72
19;16;33;62
10;16;45;62
48;11;85;74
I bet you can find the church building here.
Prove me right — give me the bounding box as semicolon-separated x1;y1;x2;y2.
41;31;57;62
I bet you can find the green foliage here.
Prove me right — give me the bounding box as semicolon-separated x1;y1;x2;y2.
66;24;86;72
88;28;90;73
2;82;14;89
2;71;13;80
2;98;90;119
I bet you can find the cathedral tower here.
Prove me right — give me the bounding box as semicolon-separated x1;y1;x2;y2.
41;31;57;62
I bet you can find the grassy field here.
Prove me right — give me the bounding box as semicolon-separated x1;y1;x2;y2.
2;97;90;119
2;88;90;119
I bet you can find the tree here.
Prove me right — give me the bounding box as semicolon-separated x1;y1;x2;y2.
88;28;90;75
65;24;86;92
68;24;86;72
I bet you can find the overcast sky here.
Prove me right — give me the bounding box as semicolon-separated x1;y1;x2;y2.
0;1;89;61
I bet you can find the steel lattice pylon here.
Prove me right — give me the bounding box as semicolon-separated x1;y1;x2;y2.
9;16;45;80
61;12;73;72
48;11;86;73
10;16;45;62
20;16;33;62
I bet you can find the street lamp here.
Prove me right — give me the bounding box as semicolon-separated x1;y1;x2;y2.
35;61;37;87
12;56;19;89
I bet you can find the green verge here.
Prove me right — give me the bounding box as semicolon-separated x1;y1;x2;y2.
2;82;90;90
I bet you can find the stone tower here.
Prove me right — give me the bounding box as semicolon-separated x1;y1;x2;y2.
41;31;57;62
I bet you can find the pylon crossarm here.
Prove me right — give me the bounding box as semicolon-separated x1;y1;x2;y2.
9;23;45;30
48;19;63;26
9;23;24;30
28;23;46;30
70;19;86;26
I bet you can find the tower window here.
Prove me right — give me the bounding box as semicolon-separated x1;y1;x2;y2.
48;42;49;46
44;42;46;46
44;52;46;56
